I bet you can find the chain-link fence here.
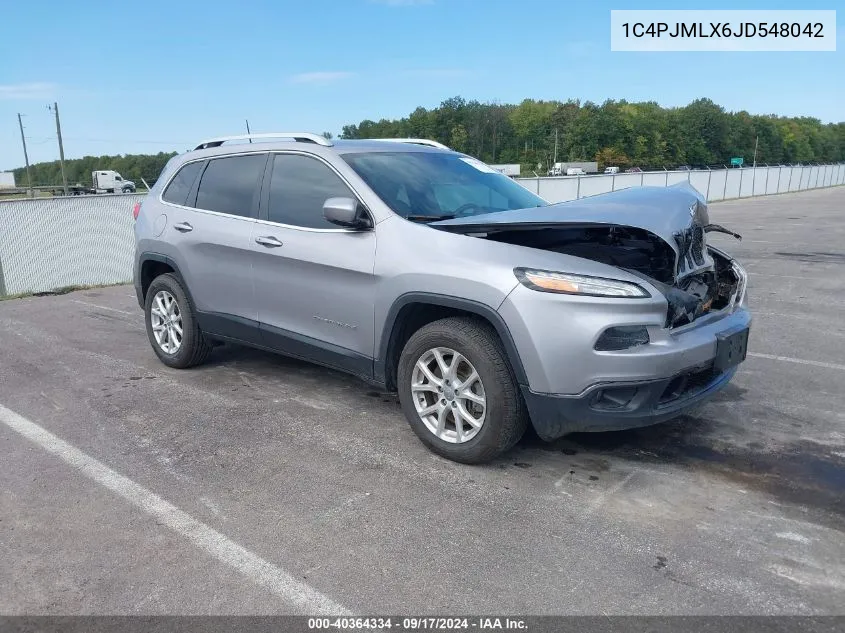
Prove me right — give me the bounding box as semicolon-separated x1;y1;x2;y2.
0;193;144;297
1;164;843;297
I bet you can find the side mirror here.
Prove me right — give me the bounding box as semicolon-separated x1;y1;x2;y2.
323;197;372;229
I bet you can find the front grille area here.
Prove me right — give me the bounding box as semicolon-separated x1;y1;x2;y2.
674;223;706;275
657;365;722;406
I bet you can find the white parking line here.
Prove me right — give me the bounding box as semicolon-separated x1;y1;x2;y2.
0;403;349;615
71;300;135;316
748;352;845;372
583;471;638;516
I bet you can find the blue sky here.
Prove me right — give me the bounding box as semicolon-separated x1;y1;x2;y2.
0;0;841;170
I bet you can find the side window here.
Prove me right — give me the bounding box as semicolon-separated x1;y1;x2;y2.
195;154;266;217
268;154;355;228
162;161;204;206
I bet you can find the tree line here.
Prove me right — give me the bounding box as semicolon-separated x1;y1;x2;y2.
10;97;844;186
341;97;845;172
12;152;177;188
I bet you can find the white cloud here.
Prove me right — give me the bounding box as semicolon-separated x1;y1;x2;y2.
0;82;56;100
289;72;356;85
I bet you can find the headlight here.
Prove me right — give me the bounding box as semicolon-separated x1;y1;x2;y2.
514;268;650;298
731;261;748;307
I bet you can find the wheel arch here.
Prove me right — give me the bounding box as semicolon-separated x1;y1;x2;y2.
376;292;529;391
137;253;196;310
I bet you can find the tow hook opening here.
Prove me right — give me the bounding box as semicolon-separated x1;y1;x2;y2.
591;386;639;410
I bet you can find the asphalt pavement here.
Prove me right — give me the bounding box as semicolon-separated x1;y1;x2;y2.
1;187;843;615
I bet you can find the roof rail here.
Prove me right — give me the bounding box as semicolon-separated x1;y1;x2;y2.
194;132;332;151
372;138;451;150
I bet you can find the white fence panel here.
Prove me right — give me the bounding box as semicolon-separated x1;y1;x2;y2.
518;164;843;204
786;166;799;192
708;171;728;201
750;168;765;196
578;175;614;198
642;172;668;187
793;167;802;190
524;177;578;202
738;169;754;198
689;172;710;198
724;169;742;199
666;172;689;186
612;173;642;191
801;166;812;189
765;167;782;195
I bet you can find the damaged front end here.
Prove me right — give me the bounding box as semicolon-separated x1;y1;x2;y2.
431;184;746;328
652;246;745;327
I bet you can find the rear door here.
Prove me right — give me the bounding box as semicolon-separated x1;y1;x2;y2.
162;152;267;341
251;152;377;375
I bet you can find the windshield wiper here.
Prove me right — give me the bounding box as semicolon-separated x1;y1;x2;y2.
404;214;456;222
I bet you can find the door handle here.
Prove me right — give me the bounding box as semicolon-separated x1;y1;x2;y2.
173;222;193;233
255;235;283;248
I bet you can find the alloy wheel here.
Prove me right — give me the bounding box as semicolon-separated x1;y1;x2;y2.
410;347;486;443
150;290;183;354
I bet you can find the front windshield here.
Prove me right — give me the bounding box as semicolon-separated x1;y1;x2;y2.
342;151;546;220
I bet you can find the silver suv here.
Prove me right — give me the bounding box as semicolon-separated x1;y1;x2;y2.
133;133;751;464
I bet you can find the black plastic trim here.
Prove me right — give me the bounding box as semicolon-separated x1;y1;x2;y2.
375;292;529;387
195;311;263;346
259;322;373;379
136;252;195;309
195;310;374;380
522;366;736;440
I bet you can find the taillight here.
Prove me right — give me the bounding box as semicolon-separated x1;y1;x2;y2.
132;202;141;220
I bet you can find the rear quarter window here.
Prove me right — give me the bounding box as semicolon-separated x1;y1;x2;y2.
161;161;204;206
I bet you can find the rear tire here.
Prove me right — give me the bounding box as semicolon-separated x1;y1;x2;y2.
144;273;212;368
397;317;528;464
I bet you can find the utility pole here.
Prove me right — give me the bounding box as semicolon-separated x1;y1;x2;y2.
17;113;33;198
751;135;759;194
48;102;68;195
553;128;559;165
245;119;252;143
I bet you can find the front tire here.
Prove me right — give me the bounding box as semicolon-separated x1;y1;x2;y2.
397;317;528;464
144;273;212;368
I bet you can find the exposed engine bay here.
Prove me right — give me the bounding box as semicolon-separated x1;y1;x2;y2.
480;224;742;328
431;184;745;328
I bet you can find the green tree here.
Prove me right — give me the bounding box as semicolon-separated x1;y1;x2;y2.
449;125;469;153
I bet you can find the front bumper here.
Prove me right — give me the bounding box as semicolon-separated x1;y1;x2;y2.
499;280;751;394
523;364;737;439
499;275;751;439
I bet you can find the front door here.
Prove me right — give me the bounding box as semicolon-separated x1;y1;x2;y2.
251;152;377;376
